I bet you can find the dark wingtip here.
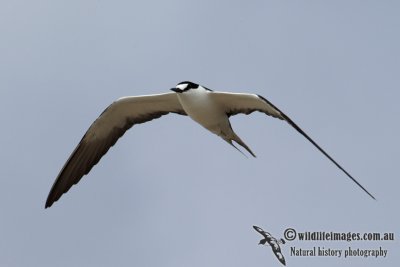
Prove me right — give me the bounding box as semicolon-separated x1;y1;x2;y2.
45;195;56;209
367;191;377;201
44;200;52;209
257;93;375;201
364;188;376;200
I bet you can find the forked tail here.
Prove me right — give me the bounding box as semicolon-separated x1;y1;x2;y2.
224;133;256;158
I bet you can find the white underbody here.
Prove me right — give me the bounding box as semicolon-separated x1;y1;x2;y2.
176;87;233;139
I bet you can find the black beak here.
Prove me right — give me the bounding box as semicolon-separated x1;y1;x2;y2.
170;88;182;93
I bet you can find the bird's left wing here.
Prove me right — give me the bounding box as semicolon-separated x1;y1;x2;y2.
45;92;185;208
211;92;285;119
211;92;375;200
253;225;269;238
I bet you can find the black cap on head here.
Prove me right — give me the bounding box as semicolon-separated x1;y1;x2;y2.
170;81;199;93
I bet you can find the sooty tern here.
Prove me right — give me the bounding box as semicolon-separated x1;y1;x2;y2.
253;226;286;265
45;81;375;208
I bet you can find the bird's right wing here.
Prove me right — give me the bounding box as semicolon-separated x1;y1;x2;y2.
45;92;185;208
270;243;286;266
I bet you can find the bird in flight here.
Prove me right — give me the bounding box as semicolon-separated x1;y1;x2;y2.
45;81;375;208
253;225;286;266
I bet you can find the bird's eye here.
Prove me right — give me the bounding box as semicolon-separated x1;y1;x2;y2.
176;84;188;90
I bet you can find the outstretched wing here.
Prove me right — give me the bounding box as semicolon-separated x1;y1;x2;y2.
45;93;185;208
253;225;265;237
270;242;286;266
253;225;272;238
211;92;375;200
253;226;286;265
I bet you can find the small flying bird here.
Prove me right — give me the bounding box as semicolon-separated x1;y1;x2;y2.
45;81;375;208
253;225;286;266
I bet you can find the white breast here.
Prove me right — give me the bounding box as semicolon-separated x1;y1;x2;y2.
177;88;226;131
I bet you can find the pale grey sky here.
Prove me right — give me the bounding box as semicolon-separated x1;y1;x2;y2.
0;1;399;266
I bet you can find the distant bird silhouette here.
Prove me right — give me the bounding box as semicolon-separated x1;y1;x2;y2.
253;226;286;266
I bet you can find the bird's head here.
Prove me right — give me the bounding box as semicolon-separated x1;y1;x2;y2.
258;239;267;245
170;81;199;93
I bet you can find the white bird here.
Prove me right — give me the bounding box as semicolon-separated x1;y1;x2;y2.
45;81;375;208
